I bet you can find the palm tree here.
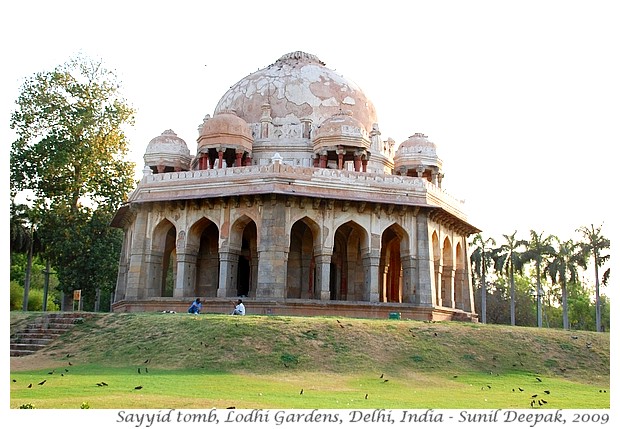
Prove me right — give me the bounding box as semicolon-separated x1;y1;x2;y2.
522;230;556;328
10;202;41;311
545;238;586;330
470;234;496;324
577;224;610;332
493;231;526;326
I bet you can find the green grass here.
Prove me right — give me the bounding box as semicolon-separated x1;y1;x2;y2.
10;312;610;409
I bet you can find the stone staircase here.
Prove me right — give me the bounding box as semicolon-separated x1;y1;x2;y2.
10;313;86;357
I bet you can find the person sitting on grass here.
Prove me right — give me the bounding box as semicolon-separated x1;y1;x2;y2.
188;298;202;314
231;299;245;316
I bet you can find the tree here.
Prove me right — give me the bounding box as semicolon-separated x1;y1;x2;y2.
10;54;136;309
522;230;556;328
470;234;496;324
493;231;526;326
577;224;611;332
545;238;586;330
10;202;42;310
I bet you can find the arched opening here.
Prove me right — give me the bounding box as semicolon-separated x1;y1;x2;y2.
230;216;257;298
190;217;220;298
152;219;176;297
287;217;319;299
380;224;408;303
331;221;366;301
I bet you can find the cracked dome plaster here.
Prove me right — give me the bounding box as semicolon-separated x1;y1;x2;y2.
214;51;378;134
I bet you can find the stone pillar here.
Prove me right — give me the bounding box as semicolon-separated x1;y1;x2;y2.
114;229;130;303
235;151;243;167
217;150;224;169
361;158;368;172
353;154;361;172
255;202;288;298
174;250;197;298
301;118;312;139
436;265;443;306
315;252;332;300
362;251;380;302
444;267;455;308
125;210;150;300
337;151;344;170
400;254;416;303
319;153;327;168
416;213;435;306
217;251;238;297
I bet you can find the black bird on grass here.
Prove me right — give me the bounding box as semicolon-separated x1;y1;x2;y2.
540;399;547;404
544;390;550;394
535;377;542;382
300;389;304;395
365;394;368;399
380;373;384;379
38;380;46;385
12;379;16;383
48;370;54;375
383;379;389;383
226;406;236;409
138;368;141;374
101;382;108;386
27;384;32;388
144;359;150;364
134;386;143;390
518;388;524;392
145;368;149;373
531;394;538;398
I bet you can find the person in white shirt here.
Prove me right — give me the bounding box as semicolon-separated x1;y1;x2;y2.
231;299;245;315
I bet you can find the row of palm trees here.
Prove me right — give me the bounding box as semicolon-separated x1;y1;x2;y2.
470;224;610;332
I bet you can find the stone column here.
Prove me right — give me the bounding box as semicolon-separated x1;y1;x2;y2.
125;210;150;300
217;250;238;297
315;252;332;300
416;213;435;307
444;267;455;308
400;254;416;304
362;251;380;302
235;151;243;167
174;250;198;298
113;229;130;303
255;202;288;298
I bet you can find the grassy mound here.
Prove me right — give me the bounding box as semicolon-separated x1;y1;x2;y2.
9;311;610;409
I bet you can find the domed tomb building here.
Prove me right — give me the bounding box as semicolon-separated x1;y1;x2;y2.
111;51;480;320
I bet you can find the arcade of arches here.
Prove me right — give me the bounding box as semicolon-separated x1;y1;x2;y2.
114;195;474;315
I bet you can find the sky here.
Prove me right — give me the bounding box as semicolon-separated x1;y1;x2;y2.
2;1;616;265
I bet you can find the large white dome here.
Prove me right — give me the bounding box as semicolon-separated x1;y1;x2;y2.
214;51;378;133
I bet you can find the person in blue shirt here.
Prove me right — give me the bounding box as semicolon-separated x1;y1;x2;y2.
188;298;202;314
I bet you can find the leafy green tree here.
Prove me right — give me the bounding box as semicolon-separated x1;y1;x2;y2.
470;234;496;324
10;54;135;310
577;224;611;332
522;230;556;328
493;231;526;326
545;238;586;330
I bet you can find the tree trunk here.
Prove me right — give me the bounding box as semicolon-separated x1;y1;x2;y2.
562;283;569;330
481;273;487;324
594;255;601;332
510;267;515;326
21;236;34;311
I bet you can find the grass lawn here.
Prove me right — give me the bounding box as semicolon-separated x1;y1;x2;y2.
10;312;610;409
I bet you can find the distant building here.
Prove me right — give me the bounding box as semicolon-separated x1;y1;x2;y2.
111;51;480;320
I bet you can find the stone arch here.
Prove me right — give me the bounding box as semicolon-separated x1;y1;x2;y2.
188;217;220;297
151;218;176;297
331;220;367;301
379;223;410;303
229;214;257;297
287;217;320;299
441;236;454;307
